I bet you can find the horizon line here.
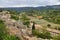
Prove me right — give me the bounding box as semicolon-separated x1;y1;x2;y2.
0;4;60;8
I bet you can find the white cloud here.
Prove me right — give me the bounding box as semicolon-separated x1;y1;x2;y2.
0;0;60;7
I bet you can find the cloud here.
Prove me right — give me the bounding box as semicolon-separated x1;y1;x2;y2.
58;0;60;2
0;0;60;7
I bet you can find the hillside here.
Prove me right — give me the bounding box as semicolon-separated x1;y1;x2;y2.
0;5;60;40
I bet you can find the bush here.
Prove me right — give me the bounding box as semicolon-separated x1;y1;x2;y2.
54;27;60;30
4;34;20;40
32;29;52;39
47;24;51;28
0;20;4;23
0;20;20;40
23;20;30;27
20;13;30;27
53;34;60;40
11;14;19;20
0;20;7;40
0;10;2;12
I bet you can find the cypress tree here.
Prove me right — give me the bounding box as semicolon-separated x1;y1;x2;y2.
32;22;35;30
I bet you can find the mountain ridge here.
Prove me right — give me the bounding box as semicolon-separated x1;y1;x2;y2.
0;5;60;12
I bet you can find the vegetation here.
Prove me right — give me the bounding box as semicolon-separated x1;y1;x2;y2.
26;10;60;24
47;24;51;28
0;10;2;12
32;22;35;30
0;8;60;40
54;26;60;30
0;20;7;40
0;20;20;40
7;10;19;20
32;29;52;39
53;34;60;40
43;10;60;24
4;34;20;40
20;13;30;27
11;14;19;20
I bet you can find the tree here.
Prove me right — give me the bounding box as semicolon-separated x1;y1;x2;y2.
32;22;35;30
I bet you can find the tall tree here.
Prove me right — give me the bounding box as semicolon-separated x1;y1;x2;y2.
32;22;35;30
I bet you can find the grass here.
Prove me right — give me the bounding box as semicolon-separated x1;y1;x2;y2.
30;17;60;29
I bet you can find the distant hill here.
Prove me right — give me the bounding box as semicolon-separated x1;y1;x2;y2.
0;5;60;12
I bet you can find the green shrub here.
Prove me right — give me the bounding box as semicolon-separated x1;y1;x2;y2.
4;34;20;40
0;10;2;12
11;14;19;20
0;20;20;40
54;27;60;30
0;20;7;40
20;13;30;27
47;24;51;28
32;30;52;39
53;34;60;40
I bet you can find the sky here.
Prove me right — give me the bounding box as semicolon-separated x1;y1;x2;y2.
0;0;60;7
